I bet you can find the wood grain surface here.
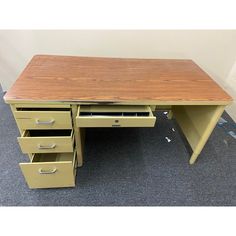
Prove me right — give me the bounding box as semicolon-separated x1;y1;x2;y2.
4;55;233;105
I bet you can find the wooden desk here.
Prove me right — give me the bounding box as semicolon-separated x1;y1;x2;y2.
4;55;233;189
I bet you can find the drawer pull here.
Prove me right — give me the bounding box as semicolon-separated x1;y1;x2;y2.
35;119;55;125
38;168;57;174
37;144;56;149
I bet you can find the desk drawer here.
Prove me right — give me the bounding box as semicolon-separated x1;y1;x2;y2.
18;130;74;154
19;152;77;189
14;110;72;130
76;105;156;127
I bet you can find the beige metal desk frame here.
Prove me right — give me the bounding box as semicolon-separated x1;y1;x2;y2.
4;55;233;188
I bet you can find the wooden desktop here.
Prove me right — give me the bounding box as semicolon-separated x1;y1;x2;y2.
4;55;233;189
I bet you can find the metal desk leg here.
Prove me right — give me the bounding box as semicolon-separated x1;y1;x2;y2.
173;105;225;164
72;105;84;167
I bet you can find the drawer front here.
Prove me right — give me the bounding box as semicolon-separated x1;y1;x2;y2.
76;105;156;127
18;130;74;154
14;111;72;129
19;152;76;189
77;117;156;127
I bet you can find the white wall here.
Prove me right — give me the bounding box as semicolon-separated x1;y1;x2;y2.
0;30;235;120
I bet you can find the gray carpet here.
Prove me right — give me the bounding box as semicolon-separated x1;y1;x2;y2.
0;88;235;206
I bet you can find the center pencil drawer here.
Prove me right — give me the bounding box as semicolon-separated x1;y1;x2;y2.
18;130;74;153
76;105;156;127
19;152;77;189
14;110;72;129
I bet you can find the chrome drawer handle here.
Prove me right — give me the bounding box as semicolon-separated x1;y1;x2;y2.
37;144;56;149
38;168;57;174
35;119;55;125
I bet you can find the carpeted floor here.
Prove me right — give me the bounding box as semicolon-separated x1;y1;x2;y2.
0;88;235;206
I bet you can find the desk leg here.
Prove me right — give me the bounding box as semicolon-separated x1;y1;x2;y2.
72;105;84;167
173;105;225;164
167;110;173;120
